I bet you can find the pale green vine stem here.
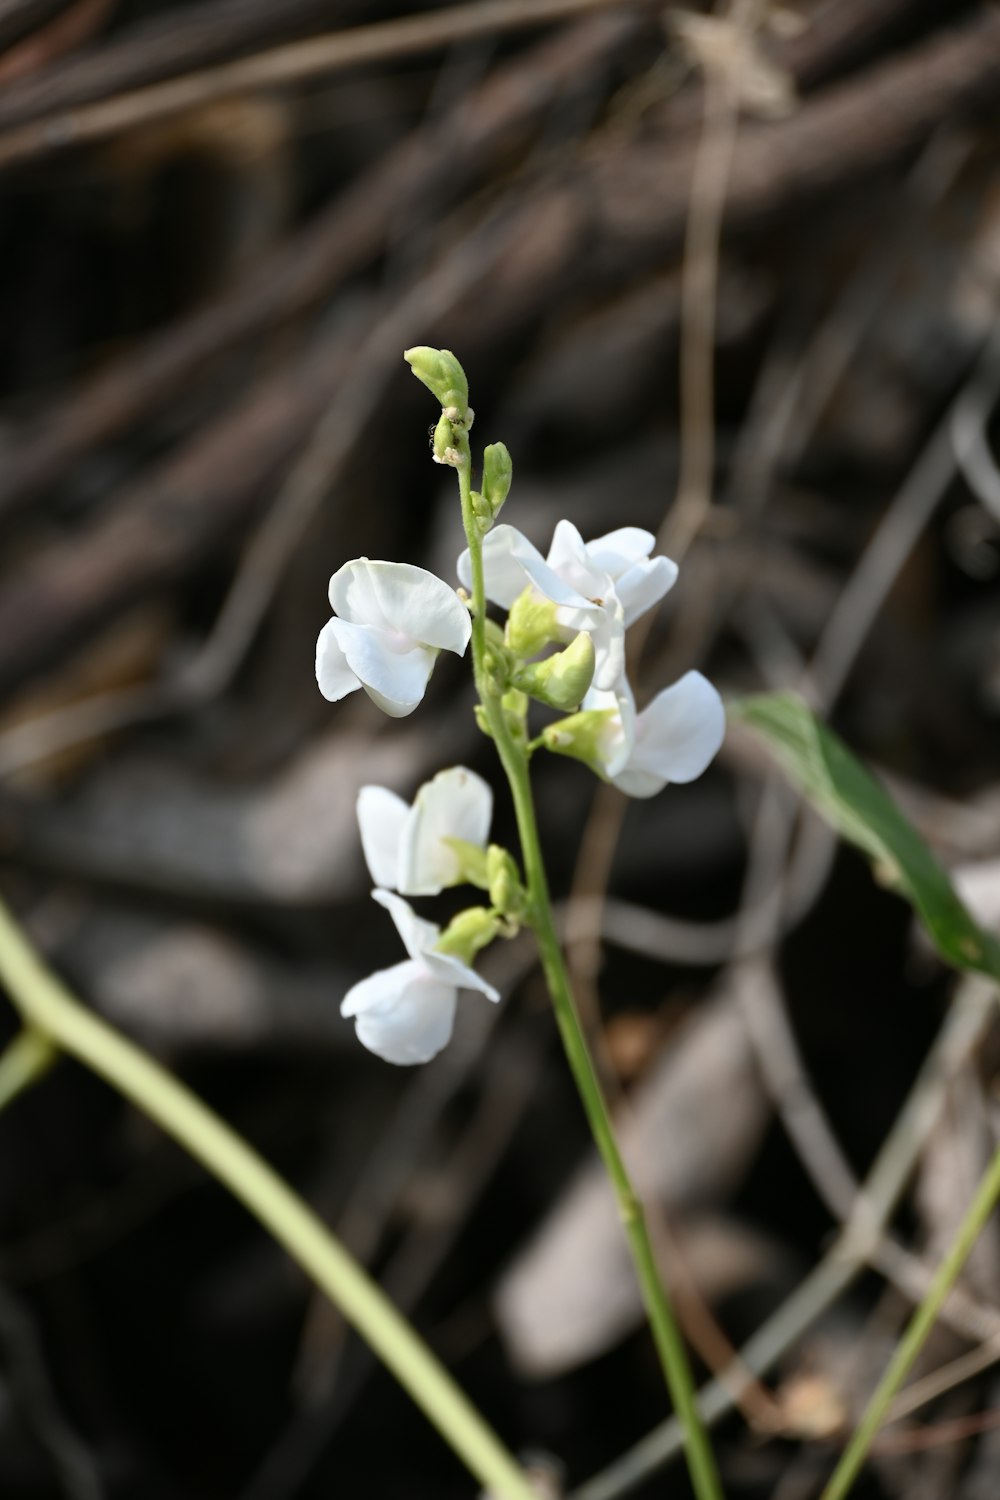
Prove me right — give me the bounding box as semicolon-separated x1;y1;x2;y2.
820;1135;1000;1500
455;431;725;1500
0;1025;57;1111
0;898;539;1500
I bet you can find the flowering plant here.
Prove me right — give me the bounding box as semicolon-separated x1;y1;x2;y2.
315;346;726;1499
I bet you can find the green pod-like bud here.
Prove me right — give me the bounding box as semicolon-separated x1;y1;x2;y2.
505;587;560;659
404;346;470;416
481;442;512;520
487;844;526;921
435;906;500;966
514;632;595;711
541;706;618;777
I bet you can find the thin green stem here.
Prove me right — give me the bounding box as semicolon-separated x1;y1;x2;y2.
0;1026;58;1111
820;1137;1000;1500
0;898;538;1500
456;435;724;1500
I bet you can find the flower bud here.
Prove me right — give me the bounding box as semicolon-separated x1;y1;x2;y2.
500;687;529;741
513;632;595;711
541;707;618;776
481;442;512;520
487;844;526;920
505;587;560;659
471;489;493;530
432;412;461;467
435;906;499;965
404;347;470;417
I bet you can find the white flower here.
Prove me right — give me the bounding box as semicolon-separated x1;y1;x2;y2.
316;558;471;717
357;766;493;896
341;890;500;1065
457;522;677;690
585;671;725;797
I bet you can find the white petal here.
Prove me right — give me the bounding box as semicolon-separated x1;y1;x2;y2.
583;592;626;691
546;520;605;598
327;557;389;629
371;889;500;1001
331;559;470;655
398;767;493;896
357;786;409;889
583;527;657;575
423;947;501;1001
615;555;679;627
329;618;436;718
462;525;599;613
371;888;441;963
315;618;362;703
341;960;457;1065
613;671;725;797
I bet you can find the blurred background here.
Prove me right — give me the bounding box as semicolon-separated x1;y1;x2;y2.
1;0;1000;1496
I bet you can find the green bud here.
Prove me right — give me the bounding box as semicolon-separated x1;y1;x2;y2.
506;587;560;659
432;412;462;467
474;704;493;739
541;707;618;777
435;906;499;966
442;838;490;890
487;844;526;920
481;442;512;520
404;346;470;416
513;632;595;711
471;489;493;530
500;687;528;742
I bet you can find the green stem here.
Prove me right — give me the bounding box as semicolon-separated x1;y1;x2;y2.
0;1026;58;1110
0;898;538;1500
456;435;724;1500
820;1138;1000;1500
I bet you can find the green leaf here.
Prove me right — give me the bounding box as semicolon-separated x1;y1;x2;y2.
730;692;1000;982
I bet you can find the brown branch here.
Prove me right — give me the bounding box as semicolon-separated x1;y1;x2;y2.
0;0;428;131
0;0;70;54
0;11;641;516
0;0;650;166
587;5;1000;260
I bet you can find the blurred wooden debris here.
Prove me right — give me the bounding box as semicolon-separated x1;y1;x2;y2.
493;985;771;1375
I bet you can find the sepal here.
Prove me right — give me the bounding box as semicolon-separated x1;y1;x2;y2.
513;632;595;711
541;706;618;776
505;587;560;658
435;906;500;965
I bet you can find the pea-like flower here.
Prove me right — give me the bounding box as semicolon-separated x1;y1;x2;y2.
316;558;471;717
341;890;500;1064
457;522;676;690
357;766;492;896
545;671;725;798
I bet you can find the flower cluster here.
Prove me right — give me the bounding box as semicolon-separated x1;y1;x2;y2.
343;768;508;1063
317;347;726;1064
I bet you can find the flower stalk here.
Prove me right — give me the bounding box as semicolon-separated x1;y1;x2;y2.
453;428;725;1500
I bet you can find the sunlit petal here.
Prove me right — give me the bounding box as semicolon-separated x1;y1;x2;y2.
341;961;457;1065
399;767;493;896
315;618;362;703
